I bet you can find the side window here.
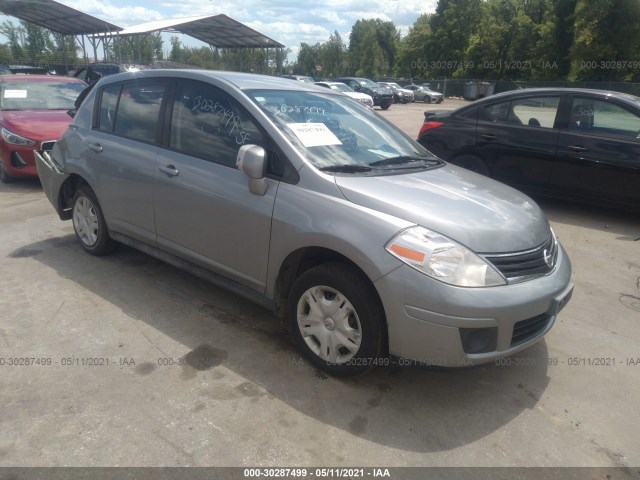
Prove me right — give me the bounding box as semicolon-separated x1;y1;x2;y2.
570;98;640;141
98;84;121;133
170;80;264;168
483;101;510;123
112;81;166;144
483;97;560;128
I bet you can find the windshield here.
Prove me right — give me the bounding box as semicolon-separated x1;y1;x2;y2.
330;83;353;93
1;80;85;110
359;79;380;89
248;89;440;173
389;83;402;89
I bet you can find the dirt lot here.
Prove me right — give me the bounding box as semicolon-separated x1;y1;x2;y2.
0;99;639;469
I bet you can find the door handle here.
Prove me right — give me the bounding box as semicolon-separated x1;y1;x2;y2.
88;143;103;153
159;165;179;177
568;145;588;152
480;134;498;141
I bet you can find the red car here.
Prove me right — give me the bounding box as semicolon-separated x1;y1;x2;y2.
0;75;85;182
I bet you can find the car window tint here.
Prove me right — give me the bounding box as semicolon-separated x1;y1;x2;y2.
170;80;264;168
509;97;560;128
112;81;166;143
483;97;560;128
98;84;121;133
570;98;640;141
484;102;510;122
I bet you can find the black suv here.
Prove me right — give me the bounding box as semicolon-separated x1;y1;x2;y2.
334;77;393;110
73;63;144;84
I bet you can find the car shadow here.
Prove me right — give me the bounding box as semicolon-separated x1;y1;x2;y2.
14;235;552;453
537;198;640;241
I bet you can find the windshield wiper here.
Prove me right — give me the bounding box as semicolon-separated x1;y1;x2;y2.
369;156;442;167
319;164;372;173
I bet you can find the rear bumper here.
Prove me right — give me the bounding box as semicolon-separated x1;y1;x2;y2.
34;150;69;218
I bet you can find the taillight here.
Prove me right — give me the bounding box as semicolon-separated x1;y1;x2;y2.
418;121;443;138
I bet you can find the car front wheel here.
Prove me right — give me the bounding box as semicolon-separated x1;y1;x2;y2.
288;263;385;377
72;186;116;256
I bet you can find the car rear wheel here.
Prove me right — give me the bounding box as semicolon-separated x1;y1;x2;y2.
288;263;385;377
450;154;490;176
381;104;390;110
72;186;116;256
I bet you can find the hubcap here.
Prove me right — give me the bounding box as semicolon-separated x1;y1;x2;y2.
73;196;99;246
296;285;362;364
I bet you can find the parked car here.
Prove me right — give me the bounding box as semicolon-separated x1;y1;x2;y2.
315;81;374;107
417;88;640;210
334;77;393;110
0;74;86;182
36;71;572;377
8;65;50;75
378;82;414;103
406;84;444;103
73;63;144;84
283;75;315;84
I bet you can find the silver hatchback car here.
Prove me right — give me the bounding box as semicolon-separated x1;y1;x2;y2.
36;70;573;377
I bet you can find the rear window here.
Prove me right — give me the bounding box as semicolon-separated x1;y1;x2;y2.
0;80;85;110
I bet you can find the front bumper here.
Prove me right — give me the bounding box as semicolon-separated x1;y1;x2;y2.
0;145;38;177
374;243;573;366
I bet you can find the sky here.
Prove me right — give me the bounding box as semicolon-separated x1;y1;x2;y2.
1;0;439;59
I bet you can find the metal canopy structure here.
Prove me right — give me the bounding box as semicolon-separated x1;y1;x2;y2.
0;0;120;35
108;15;284;49
0;0;285;72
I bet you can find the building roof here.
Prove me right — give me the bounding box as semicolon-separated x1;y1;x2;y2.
0;0;121;34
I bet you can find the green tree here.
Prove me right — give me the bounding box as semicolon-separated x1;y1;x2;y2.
427;0;483;77
396;14;432;78
348;19;399;78
569;0;640;80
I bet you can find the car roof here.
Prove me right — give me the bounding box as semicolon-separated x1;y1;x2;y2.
455;87;640;113
480;87;639;102
96;69;331;93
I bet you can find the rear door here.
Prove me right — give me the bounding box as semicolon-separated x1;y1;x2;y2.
475;95;563;189
553;95;640;206
153;79;279;292
82;79;168;245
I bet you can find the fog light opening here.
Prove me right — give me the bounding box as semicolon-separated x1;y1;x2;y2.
459;327;498;354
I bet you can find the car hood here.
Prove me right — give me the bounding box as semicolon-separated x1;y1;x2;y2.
334;165;550;253
1;110;72;141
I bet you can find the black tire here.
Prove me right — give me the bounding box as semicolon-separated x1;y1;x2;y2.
288;263;385;377
424;96;432;104
450;154;491;177
0;160;15;183
380;104;391;110
72;185;116;256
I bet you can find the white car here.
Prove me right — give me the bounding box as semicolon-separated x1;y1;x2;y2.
379;82;415;103
315;81;374;108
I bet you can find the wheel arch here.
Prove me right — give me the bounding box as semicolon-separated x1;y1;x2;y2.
57;173;94;220
274;246;389;354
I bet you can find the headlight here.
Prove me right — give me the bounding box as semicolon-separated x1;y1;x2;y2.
385;226;506;287
1;128;36;147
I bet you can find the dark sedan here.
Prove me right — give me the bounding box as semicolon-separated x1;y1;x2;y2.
418;88;640;210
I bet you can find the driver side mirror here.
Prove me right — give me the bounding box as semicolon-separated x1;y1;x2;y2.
236;144;268;195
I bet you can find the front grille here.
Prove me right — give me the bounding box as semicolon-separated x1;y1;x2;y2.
41;140;56;152
483;233;557;283
511;314;552;347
